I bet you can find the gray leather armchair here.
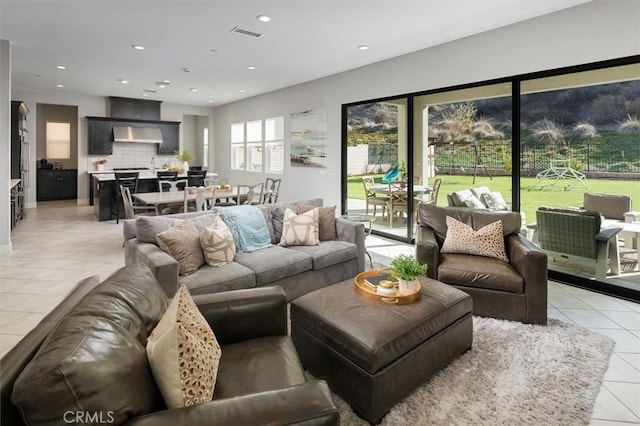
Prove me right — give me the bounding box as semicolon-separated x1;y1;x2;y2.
415;204;548;325
2;264;339;426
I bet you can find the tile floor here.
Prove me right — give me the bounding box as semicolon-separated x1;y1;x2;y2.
1;200;639;424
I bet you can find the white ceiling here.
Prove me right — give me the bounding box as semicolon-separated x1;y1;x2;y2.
1;0;589;107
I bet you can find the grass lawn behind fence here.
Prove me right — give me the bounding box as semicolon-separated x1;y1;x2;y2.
348;175;639;226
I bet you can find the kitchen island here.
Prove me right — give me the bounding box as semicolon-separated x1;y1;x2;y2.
90;170;187;221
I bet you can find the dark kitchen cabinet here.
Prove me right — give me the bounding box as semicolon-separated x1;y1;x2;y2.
87;118;113;155
37;169;77;201
109;97;161;120
11;101;29;180
158;123;180;154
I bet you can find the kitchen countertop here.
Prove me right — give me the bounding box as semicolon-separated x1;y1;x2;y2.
89;170;217;182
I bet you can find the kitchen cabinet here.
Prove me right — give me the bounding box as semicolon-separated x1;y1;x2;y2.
37;169;77;201
158;122;180;154
109;97;161;120
11;101;29;180
87;118;113;155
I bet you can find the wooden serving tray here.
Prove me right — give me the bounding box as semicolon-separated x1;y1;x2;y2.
354;270;421;305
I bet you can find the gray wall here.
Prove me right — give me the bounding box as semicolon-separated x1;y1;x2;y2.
211;0;640;208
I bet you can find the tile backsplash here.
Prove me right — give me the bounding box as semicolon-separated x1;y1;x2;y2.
88;142;174;170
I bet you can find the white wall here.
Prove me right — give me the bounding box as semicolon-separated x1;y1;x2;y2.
10;88;214;206
211;0;640;209
1;40;12;255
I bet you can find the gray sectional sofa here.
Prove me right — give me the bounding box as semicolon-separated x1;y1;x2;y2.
123;198;365;300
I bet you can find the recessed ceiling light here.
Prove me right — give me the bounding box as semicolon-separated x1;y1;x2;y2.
141;93;149;97
190;88;198;92
207;99;214;103
118;79;129;84
357;45;369;51
182;67;191;73
256;15;271;22
155;80;170;88
55;65;66;70
210;49;218;53
131;44;145;50
55;84;64;88
239;89;246;93
247;66;256;70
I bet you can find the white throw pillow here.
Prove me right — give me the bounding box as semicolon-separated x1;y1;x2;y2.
200;216;236;267
146;284;221;408
279;207;319;247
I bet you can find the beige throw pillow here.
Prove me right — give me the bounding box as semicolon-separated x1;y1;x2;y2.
200;216;236;266
157;220;205;275
146;284;221;408
298;204;337;241
279;207;319;247
441;216;508;262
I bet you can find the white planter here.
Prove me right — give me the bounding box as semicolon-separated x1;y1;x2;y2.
398;278;419;295
96;164;104;171
182;161;189;172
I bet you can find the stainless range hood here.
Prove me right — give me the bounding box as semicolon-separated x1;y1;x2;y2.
113;126;163;144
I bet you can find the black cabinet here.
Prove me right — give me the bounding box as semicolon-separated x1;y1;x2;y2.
87;118;113;155
37;169;77;201
109;97;161;120
11;101;28;180
158;123;180;154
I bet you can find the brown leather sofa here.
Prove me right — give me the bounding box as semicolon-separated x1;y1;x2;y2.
415;203;548;325
1;264;338;426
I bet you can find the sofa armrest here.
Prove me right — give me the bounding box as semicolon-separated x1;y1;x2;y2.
506;234;548;324
415;225;440;279
192;286;287;345
124;381;339;426
336;218;365;272
596;226;622;242
128;241;179;297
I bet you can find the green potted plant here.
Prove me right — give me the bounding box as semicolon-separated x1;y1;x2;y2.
390;254;428;295
174;150;195;171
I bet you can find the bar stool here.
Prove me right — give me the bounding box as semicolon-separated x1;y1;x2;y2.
112;172;139;224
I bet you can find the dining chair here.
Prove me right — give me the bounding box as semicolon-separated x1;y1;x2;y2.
120;185;156;245
156;171;178;192
362;176;389;219
236;183;264;205
262;178;282;204
187;170;207;187
386;181;410;227
183;186;210;212
113;172;139;224
425;178;442;205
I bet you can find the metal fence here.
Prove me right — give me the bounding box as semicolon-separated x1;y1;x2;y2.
434;140;640;174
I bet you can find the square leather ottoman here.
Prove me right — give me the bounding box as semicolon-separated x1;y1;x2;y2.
291;277;473;424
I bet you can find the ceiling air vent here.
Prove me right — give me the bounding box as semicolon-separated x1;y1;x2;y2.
230;26;262;38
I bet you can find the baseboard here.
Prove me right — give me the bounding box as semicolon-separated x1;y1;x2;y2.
0;242;12;256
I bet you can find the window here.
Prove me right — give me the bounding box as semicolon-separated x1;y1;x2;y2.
203;127;209;168
231;122;245;170
265;116;284;173
230;116;284;173
46;121;71;159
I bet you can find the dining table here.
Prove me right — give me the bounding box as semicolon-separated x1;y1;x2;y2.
370;183;432;196
132;186;237;214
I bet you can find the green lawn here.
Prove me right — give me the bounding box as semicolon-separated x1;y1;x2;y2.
348;174;639;225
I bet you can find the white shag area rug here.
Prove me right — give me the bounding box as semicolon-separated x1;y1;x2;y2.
322;316;614;426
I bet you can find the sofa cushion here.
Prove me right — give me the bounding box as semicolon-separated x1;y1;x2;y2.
470;186;491;201
298;205;337;241
288;240;358;270
279;208;320;247
463;195;487;209
214;336;305;399
441;216;508;262
11;264;168;426
235;246;313;286
481;192;508;210
157;220;205;275
438;253;524;293
200;216;236;267
217;206;272;253
147;285;221;408
450;189;474;207
136;214;216;244
271;199;324;243
180;262;257;296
